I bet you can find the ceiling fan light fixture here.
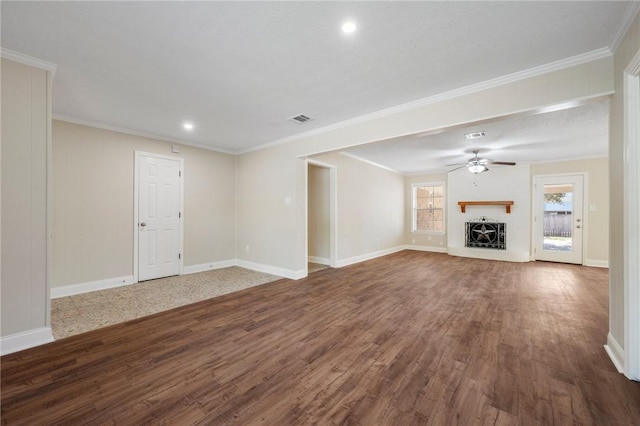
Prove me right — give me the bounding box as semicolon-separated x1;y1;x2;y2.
468;164;488;174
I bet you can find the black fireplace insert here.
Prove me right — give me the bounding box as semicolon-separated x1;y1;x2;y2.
465;217;506;250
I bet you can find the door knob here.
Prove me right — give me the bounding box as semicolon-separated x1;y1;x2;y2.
140;222;146;227
576;225;581;229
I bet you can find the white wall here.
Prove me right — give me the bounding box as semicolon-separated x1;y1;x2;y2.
308;164;330;261
52;120;236;288
448;165;531;262
309;153;405;264
236;56;613;274
1;58;53;347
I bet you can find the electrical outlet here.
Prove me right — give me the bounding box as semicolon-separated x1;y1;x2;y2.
245;245;250;253
411;239;415;244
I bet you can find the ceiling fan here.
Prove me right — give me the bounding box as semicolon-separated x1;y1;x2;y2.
447;150;516;174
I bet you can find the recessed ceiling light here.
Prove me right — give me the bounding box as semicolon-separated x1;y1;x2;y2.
183;122;194;131
341;21;357;34
465;131;485;140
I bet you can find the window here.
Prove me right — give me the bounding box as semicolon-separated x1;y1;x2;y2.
412;183;445;233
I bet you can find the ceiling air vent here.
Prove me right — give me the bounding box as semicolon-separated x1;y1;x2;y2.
288;114;314;125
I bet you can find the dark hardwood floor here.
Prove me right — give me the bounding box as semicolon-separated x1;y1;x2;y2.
2;251;639;425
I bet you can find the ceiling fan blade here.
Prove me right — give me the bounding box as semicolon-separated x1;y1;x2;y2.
447;165;468;173
445;162;469;167
491;161;516;166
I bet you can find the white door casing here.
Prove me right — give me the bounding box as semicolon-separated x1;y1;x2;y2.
533;174;585;265
135;152;183;282
623;48;640;381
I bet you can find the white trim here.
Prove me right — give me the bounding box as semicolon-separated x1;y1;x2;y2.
46;62;55;328
448;247;530;263
338;152;402;175
0;48;57;73
183;260;237;275
403;245;447;253
529;154;609;166
50;275;135;299
609;2;640;53
240;49;612;155
49;259;298;298
584;259;609;268
0;327;54;356
623;47;640;381
133;153;140;282
334;246;405;268
53;115;236;155
306;159;335;169
605;333;625;374
308;256;331;265
236;259;306;280
133;152;184;282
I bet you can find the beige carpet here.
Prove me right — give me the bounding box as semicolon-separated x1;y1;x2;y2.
51;263;329;340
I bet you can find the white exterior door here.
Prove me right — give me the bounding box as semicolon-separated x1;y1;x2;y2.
534;175;584;264
138;154;182;281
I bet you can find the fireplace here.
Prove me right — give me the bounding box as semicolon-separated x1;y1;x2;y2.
465;217;506;250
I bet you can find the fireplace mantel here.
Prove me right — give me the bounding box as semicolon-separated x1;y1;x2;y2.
457;200;514;214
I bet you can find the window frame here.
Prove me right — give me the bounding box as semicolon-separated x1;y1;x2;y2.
411;182;445;235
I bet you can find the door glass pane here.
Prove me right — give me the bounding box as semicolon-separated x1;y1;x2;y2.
543;184;573;252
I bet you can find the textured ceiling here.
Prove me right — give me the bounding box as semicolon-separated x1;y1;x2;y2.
343;99;610;175
0;1;633;154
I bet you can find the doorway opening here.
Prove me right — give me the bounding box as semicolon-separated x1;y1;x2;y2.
306;160;337;274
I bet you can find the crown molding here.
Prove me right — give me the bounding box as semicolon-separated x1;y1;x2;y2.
609;2;640;53
52;114;236;155
529;154;608;166
404;169;450;177
1;48;57;74
241;48;613;155
338;152;402;175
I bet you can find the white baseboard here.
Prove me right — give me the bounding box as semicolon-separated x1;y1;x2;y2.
308;256;331;265
183;259;237;274
335;246;405;268
584;259;609;268
447;247;530;262
1;327;54;356
604;332;625;373
236;259;306;280
403;244;447;253
50;257;308;299
51;275;135;299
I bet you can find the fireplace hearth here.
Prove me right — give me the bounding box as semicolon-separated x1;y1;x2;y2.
465;217;506;250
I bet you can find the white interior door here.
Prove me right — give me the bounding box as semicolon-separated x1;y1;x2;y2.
138;154;182;281
534;175;584;264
